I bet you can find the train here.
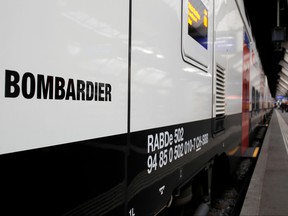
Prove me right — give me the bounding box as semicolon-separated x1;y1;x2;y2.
0;0;274;215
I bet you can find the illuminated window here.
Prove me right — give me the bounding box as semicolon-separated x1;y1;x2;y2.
188;0;208;49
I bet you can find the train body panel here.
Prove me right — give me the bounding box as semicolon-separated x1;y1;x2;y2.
0;0;130;154
131;0;213;132
217;0;244;116
0;0;273;215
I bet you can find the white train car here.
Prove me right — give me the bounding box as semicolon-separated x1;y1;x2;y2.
0;0;272;215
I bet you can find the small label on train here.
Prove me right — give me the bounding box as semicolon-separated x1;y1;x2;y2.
4;70;112;101
147;127;209;174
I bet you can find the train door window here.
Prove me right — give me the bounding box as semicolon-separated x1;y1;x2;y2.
181;0;210;70
252;86;256;112
256;90;260;111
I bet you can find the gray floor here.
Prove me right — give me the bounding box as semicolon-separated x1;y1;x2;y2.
241;109;288;216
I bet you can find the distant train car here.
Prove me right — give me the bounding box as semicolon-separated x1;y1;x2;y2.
0;0;272;215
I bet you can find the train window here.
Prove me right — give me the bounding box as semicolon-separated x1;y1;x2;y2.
252;86;256;111
256;90;260;111
188;0;208;49
182;0;210;70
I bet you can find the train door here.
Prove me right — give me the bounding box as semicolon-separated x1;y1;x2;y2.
242;31;251;154
128;0;214;215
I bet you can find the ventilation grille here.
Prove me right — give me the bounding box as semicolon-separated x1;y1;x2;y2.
215;65;226;117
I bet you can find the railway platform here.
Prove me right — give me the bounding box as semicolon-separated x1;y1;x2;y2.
240;109;288;215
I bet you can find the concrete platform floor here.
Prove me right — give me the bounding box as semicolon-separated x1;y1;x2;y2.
241;109;288;216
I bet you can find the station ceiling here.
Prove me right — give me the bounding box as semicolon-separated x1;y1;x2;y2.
244;0;288;98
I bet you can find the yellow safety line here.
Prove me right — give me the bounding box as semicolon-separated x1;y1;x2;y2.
253;147;260;158
227;146;239;156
